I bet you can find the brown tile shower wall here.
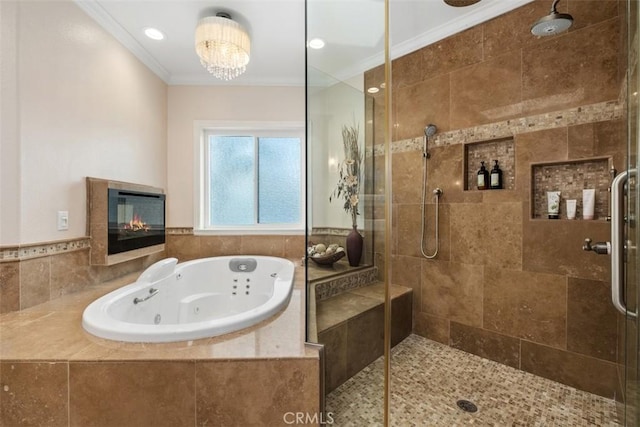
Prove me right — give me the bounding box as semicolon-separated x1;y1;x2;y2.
368;0;625;399
0;240;165;314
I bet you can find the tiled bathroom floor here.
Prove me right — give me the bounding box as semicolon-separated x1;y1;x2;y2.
327;334;620;426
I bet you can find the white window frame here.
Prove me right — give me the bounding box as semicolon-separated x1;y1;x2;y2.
193;120;305;235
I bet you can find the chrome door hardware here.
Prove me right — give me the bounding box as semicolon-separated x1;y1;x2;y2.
611;169;637;318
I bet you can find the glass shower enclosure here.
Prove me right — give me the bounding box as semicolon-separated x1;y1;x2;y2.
305;0;389;422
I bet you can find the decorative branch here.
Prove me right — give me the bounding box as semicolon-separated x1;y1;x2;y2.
329;122;363;227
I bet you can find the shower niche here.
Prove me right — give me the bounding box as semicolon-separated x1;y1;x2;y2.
463;137;515;191
530;157;612;220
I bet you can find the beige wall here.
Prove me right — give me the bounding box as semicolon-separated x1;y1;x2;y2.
166;85;305;228
1;1;21;245
308;81;366;230
375;0;625;398
0;0;167;245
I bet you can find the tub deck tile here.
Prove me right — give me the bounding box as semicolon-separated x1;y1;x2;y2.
0;263;313;362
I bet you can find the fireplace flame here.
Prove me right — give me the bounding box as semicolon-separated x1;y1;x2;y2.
123;214;149;232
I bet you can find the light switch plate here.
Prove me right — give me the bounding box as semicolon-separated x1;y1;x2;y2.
57;211;69;231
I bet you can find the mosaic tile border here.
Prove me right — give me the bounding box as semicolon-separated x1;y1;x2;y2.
166;227;348;238
166;227;194;235
370;100;624;157
0;237;91;262
0;228;195;261
314;266;380;301
0;228;194;262
311;227;353;238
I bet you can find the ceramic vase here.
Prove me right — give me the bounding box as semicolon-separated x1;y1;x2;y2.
346;225;363;267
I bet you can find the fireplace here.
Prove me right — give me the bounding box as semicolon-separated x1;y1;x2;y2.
107;188;165;255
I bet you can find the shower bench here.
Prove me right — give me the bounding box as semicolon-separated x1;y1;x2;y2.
314;277;413;393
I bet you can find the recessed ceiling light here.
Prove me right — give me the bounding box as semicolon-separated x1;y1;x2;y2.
144;27;165;41
367;87;379;94
308;38;325;49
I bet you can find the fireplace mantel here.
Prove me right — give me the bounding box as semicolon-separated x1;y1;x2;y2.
86;177;165;266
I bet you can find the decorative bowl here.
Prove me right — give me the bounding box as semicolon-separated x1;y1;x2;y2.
309;250;346;266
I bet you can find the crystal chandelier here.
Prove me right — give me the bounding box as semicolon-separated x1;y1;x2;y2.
195;12;251;81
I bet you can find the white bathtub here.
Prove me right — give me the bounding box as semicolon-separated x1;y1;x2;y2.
82;256;295;343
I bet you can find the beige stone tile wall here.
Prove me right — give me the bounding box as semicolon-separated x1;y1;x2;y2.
165;231;306;261
0;242;163;314
369;0;626;399
0;358;320;426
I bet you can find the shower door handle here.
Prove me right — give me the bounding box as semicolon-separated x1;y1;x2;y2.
611;169;637;318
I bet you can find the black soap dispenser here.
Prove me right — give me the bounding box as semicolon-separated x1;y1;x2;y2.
490;159;503;189
477;161;489;190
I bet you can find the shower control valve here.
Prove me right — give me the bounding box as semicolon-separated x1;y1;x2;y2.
582;238;611;255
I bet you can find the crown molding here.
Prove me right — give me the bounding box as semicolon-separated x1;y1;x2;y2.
168;73;305;87
73;0;171;83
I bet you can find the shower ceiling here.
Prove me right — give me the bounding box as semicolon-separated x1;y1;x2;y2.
75;0;533;86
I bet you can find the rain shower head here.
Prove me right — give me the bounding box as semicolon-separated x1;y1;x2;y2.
531;0;573;37
425;124;437;138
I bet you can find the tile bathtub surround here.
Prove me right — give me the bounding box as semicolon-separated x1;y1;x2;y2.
0;262;20;313
0;237;91;261
165;229;306;261
0;358;320;427
371;1;627;399
0;238;165;314
0;231;304;315
196;358;319;425
0;362;69;426
69;361;196;426
0;263;320;426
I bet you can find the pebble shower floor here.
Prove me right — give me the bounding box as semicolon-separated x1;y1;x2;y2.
326;334;620;426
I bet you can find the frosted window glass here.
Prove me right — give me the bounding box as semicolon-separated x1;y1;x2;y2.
208;136;255;225
258;138;301;223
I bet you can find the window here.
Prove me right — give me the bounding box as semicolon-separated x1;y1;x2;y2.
194;122;305;233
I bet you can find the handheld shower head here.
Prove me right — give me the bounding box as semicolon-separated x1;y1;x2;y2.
425;124;437;138
531;0;573;37
423;124;437;159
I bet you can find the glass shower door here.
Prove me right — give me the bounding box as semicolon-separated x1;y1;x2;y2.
305;0;389;424
625;0;639;424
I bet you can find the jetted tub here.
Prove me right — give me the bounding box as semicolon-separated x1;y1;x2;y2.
82;256;295;343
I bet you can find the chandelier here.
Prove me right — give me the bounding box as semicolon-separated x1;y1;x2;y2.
195;12;251;81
